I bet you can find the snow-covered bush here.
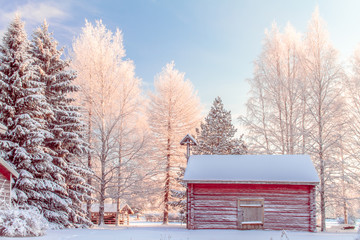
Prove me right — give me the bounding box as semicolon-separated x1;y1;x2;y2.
337;217;345;224
145;213;162;222
0;207;48;237
348;216;356;225
168;213;183;222
144;213;185;223
337;216;356;225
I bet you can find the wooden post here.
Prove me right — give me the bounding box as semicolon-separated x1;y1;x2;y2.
186;142;190;160
180;134;198;230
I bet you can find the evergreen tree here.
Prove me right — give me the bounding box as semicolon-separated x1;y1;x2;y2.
31;20;93;227
0;16;69;226
194;96;247;155
170;97;246;216
169;166;186;217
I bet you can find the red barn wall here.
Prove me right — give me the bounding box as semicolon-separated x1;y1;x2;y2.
187;183;316;232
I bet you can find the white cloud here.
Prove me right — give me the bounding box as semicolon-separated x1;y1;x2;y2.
0;1;68;37
1;1;67;23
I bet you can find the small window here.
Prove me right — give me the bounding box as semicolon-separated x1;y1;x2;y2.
238;199;264;230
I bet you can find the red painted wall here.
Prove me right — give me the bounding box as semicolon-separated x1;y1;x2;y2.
0;165;11;181
187;183;316;232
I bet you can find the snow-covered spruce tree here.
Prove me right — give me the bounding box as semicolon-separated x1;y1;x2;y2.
148;62;202;224
170;97;246;215
169;166;186;217
31;20;93;227
193;96;247;155
0;16;69;226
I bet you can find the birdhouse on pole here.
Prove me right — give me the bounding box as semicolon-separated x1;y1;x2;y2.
180;134;198;161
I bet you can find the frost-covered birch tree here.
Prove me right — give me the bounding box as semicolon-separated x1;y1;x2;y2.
31;20;93;227
194;96;247;155
333;45;360;224
241;8;346;231
147;62;202;224
303;8;345;231
105;61;158;226
72;20;125;225
72;20;153;225
240;22;306;155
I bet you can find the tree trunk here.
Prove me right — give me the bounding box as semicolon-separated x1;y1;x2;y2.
86;108;92;220
115;145;122;226
301;94;306;154
340;144;348;224
98;190;105;225
319;119;326;231
116;197;121;226
99;151;106;226
99;141;107;225
343;198;348;224
320;154;325;231
163;137;171;225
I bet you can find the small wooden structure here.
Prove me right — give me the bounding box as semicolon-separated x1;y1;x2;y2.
183;155;319;232
0;123;19;210
89;199;134;225
180;134;198;161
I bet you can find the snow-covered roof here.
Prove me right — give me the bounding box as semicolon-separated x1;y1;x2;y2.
0;157;19;179
88;202;134;214
180;134;198;146
183;155;319;185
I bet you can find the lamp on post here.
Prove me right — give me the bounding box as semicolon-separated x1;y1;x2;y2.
180;134;198;161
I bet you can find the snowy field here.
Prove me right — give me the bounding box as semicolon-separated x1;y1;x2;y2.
1;221;358;240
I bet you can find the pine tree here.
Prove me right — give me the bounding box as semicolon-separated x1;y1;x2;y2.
0;16;69;226
31;20;93;227
194;96;247;155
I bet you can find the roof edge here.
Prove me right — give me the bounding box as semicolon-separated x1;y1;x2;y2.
180;134;198;145
0;157;19;178
183;180;319;186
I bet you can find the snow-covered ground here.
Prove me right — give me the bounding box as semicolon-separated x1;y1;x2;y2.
1;221;358;240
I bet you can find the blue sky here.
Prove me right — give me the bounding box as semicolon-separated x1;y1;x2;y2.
1;0;360;131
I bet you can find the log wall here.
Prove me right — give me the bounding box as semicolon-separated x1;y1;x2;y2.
0;173;11;210
187;183;316;232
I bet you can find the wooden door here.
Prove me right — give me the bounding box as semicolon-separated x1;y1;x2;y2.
238;199;264;230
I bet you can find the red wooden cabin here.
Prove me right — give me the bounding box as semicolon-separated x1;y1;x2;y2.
183;155;319;232
0;123;19;210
